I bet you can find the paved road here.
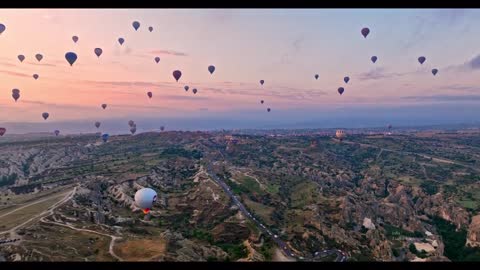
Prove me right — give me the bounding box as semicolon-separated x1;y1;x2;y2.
205;163;347;262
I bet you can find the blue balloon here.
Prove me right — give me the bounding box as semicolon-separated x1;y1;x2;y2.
102;133;109;142
65;52;78;66
132;21;140;31
0;24;5;35
118;38;124;45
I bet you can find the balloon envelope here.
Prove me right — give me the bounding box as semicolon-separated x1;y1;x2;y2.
148;26;153;32
261;100;264;104
361;27;370;38
208;65;215;74
371;56;378;63
184;85;189;91
344;76;350;84
12;89;20;102
65;52;77;66
432;68;438;76
192;88;197;94
101;104;107;109
54;130;60;136
94;48;103;58
118;38;124;45
260;80;264;85
18;55;25;62
132;21;140;31
130;127;136;135
135;188;157;214
102;134;109;142
72;36;79;43
33;74;39;80
160;126;165;131
95;122;101;128
147;92;152;98
418;56;426;65
154;57;160;63
173;70;182;82
128;120;135;127
267;108;271;112
42;112;49;120
338;87;345;95
315;74;319;80
35;54;43;62
0;128;6;136
0;24;5;34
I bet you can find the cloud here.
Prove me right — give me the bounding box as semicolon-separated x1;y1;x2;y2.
442;54;480;73
0;62;17;68
402;9;471;50
280;35;305;65
357;67;410;81
436;84;480;92
401;94;480;102
25;61;56;67
148;49;188;57
0;69;30;78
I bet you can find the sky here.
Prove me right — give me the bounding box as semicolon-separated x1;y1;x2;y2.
1;9;480;133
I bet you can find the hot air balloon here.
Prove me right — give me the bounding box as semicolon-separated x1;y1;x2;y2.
35;54;43;62
0;24;5;35
134;188;157;214
42;112;49;120
432;69;438;76
184;86;189;92
102;133;109;142
344;76;350;84
260;80;264;85
208;65;215;74
118;38;125;45
361;27;370;38
173;70;182;82
12;89;20;102
128;120;135;127
418;56;426;65
95;122;101;128
261;100;264;104
18;55;25;62
192;88;197;94
33;74;39;80
130;127;136;135
160;126;165;131
315;74;319;80
94;48;103;58
101;104;107;110
147;92;153;98
154;57;160;63
65;52;77;66
72;36;79;43
388;124;392;130
148;26;153;32
267;108;271;112
132;21;140;31
54;130;60;136
338;87;345;95
371;56;378;63
336;130;346;141
0;128;6;136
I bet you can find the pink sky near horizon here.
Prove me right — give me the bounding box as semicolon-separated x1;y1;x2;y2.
1;9;479;123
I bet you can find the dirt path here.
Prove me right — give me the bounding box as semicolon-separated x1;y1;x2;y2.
0;187;77;237
39;218;123;261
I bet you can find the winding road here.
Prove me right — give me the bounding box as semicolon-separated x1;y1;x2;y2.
205;162;347;262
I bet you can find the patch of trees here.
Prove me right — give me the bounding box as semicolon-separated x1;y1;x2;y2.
0;173;18;187
431;216;480;261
